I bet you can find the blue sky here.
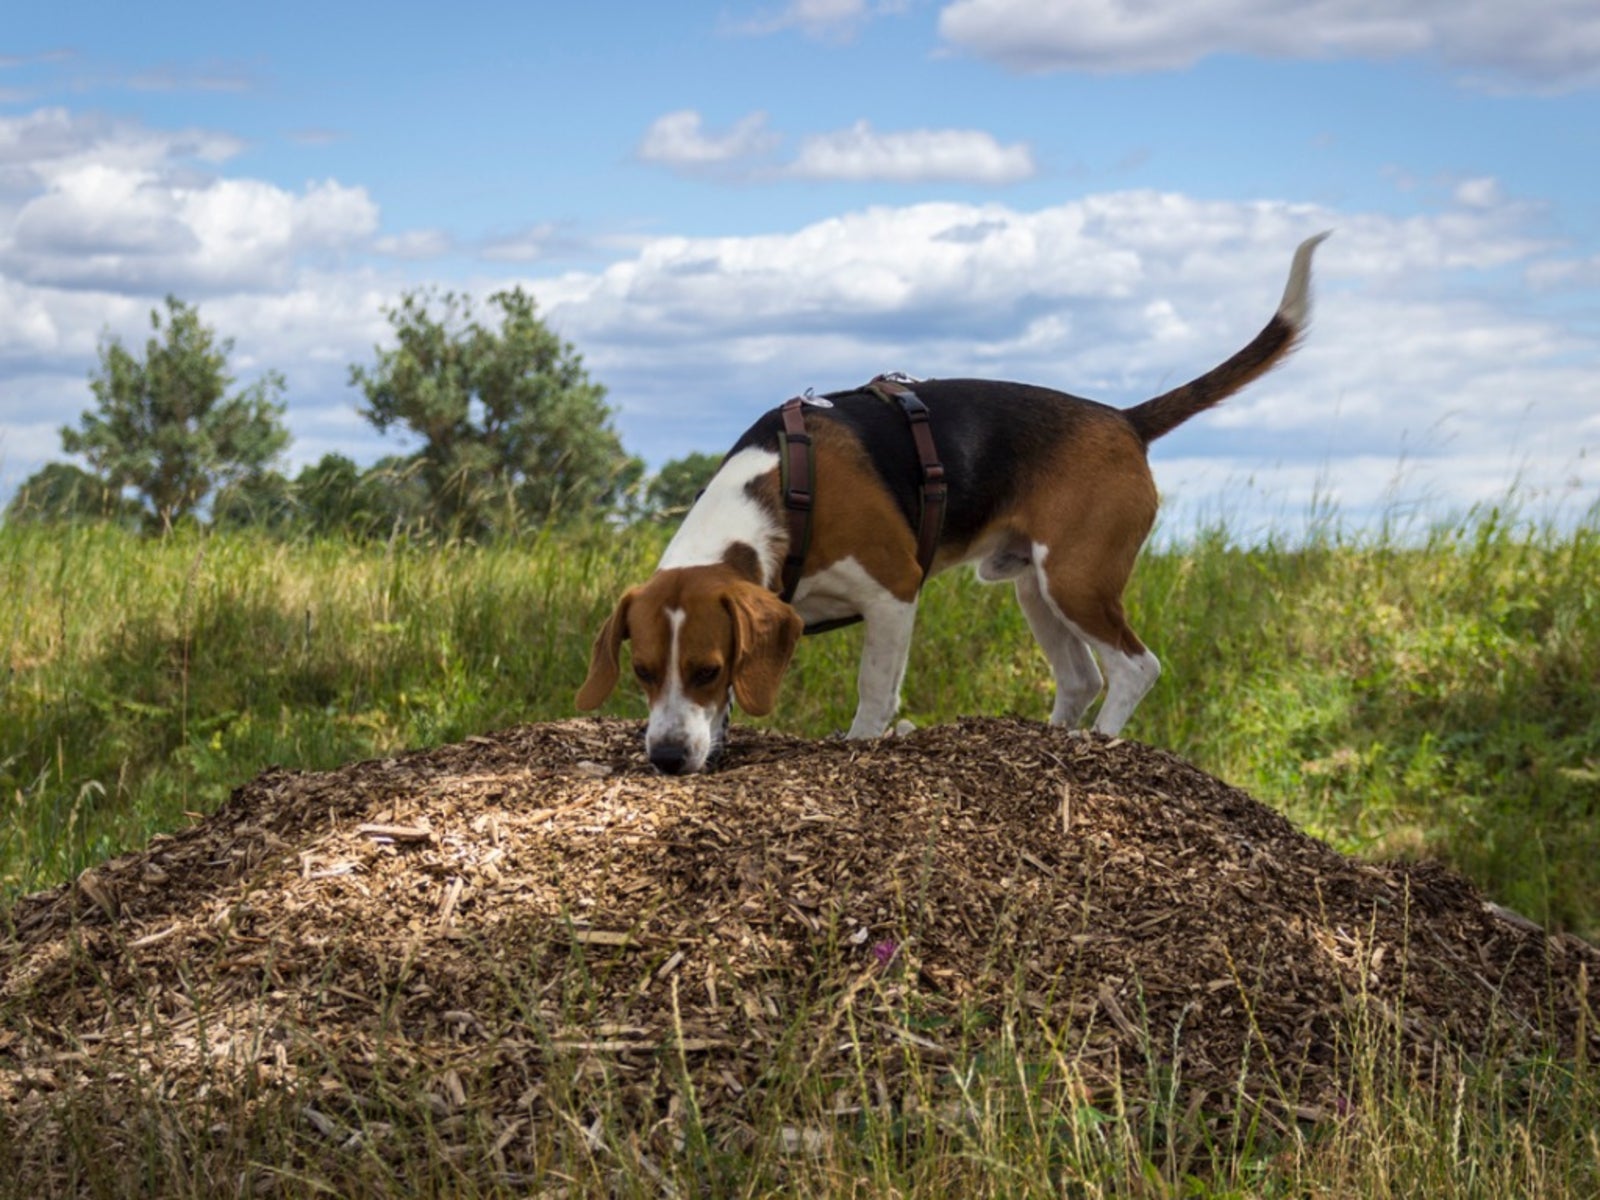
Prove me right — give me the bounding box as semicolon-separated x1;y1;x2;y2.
3;0;1598;536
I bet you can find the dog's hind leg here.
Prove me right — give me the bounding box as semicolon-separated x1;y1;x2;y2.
1015;571;1103;726
1027;544;1161;737
1088;639;1161;735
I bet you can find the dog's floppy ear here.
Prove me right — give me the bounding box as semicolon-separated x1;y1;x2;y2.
576;589;637;710
723;583;804;716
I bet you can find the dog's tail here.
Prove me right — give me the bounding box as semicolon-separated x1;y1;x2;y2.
1122;232;1330;445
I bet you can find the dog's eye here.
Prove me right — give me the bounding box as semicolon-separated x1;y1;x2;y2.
686;664;722;689
633;664;659;687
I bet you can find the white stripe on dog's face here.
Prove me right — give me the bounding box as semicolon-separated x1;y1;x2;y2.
643;607;729;775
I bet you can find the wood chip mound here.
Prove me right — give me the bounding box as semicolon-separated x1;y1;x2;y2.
4;717;1597;1140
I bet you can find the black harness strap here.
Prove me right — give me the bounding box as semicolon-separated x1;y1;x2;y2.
776;378;948;634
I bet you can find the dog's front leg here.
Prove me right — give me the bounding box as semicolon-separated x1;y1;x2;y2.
847;593;919;738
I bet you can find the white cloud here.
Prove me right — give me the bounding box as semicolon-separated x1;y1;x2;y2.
0;108;378;293
374;228;454;259
0;105;1593;536
638;110;1034;185
5;167;378;291
788;120;1036;183
476;222;602;264
1526;252;1600;290
1453;176;1503;208
0;107;241;188
636;110;778;171
480;225;554;263
0;109;395;497
521;190;1595;534
730;0;906;40
937;0;1600;91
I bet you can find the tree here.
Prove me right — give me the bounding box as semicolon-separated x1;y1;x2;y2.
349;287;640;535
210;470;296;533
3;462;142;527
289;452;432;539
643;451;722;520
62;296;290;531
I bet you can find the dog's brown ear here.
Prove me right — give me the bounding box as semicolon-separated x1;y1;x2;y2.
576;590;636;710
723;583;804;717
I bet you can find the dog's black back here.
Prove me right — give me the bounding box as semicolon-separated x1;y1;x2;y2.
726;381;1137;547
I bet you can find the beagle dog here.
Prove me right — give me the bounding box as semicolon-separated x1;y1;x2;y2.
579;234;1328;773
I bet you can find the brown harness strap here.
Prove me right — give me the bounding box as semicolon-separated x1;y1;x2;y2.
867;375;948;584
777;395;814;605
776;379;948;630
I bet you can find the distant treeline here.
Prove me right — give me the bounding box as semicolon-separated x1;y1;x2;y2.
5;290;722;538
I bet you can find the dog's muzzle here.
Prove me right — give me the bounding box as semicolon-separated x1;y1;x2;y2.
645;705;729;775
649;742;691;775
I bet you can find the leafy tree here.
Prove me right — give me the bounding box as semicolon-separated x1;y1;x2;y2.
3;462;142;527
289;453;366;536
644;451;721;520
288;453;432;539
349;287;640;536
210;470;296;533
62;296;290;531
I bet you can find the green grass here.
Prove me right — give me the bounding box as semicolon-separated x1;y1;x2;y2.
2;503;1599;1195
3;505;1598;935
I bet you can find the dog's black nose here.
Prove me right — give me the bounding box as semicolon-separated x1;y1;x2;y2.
650;744;690;775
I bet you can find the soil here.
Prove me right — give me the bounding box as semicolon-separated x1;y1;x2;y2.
3;717;1596;1150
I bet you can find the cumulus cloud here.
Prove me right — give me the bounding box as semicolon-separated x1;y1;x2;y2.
520;187;1594;531
638;109;1034;185
0;108;393;500
0;108;378;293
0;266;399;502
788;121;1035;183
0;107;241;186
0;104;1593;535
5;168;378;292
636;110;779;172
937;0;1600;91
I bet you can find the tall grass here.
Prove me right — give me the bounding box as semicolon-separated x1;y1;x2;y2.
2;502;1598;937
3;504;1599;1196
0;523;654;893
2;913;1596;1198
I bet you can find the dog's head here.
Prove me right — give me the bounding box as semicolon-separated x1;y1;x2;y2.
576;566;804;774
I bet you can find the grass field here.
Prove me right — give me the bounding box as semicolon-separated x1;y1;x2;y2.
3;505;1596;934
2;504;1598;1195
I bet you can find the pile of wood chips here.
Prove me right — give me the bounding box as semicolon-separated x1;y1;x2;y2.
3;717;1596;1146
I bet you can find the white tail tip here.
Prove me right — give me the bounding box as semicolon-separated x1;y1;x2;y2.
1276;230;1332;328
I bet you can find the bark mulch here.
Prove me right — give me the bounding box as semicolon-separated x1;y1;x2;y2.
3;717;1595;1151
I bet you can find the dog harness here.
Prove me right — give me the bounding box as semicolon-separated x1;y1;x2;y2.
776;374;948;633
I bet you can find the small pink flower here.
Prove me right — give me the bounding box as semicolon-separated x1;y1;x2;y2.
872;939;898;967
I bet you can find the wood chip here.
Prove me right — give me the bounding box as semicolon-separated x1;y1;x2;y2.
356;822;435;844
570;929;632;947
4;714;1595;1163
